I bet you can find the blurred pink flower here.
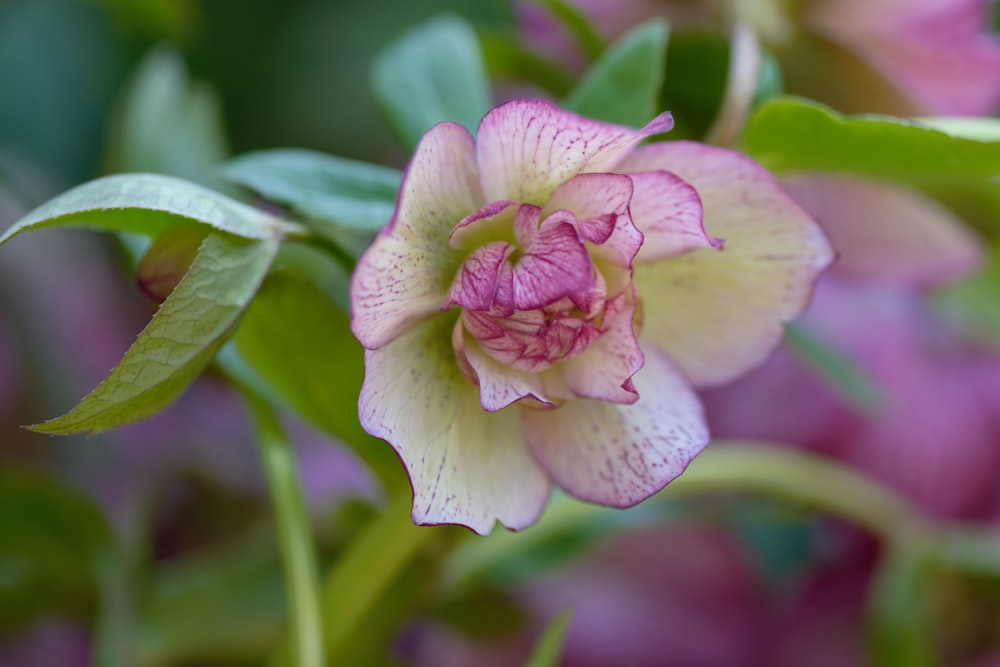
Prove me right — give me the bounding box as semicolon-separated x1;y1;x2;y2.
351;98;831;534
523;0;1000;116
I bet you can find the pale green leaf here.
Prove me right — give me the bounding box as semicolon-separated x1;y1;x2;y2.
742;97;1000;182
372;14;492;151
110;45;230;188
525;609;573;667
222;149;401;257
0;173;289;247
31;232;280;435
564;19;669;128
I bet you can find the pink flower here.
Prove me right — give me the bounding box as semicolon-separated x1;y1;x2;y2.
351;99;831;534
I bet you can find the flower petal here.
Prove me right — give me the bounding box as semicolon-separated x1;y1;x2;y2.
559;289;643;404
360;317;551;534
352;122;484;349
626;170;720;261
477;99;673;205
455;320;553;411
443;241;514;312
619;142;833;387
781;173;982;288
524;343;708;507
804;0;1000;116
513;211;594;310
543;172;635;244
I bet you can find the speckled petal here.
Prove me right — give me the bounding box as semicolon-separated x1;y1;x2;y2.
619;142;834;387
456;320;553;411
627;170;720;261
524;344;708;507
477;99;673;205
352;122;484;349
543;172;635;245
560;290;643;404
360;317;551;535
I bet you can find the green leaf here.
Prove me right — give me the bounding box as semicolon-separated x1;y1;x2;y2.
524;609;573;667
531;0;604;60
916;117;1000;142
372;14;492;152
783;321;884;414
31;232;280;435
0;173;289;247
222;149;401;257
232;270;401;486
741;97;1000;182
659;29;730;139
933;249;1000;351
564;19;669;128
0;469;113;628
108;45;230;188
136;530;285;666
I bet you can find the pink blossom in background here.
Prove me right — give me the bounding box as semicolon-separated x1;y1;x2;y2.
521;0;1000;116
350;98;832;534
408;524;774;667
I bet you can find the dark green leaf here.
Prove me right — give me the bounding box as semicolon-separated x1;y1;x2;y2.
660;29;730;139
31;232;280;435
742;97;1000;182
0;470;113;628
532;0;604;60
232;270;401;485
222;149;401;257
784;321;884;414
372;14;492;151
136;530;285;666
564;19;669;128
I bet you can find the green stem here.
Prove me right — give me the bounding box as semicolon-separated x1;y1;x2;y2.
322;491;438;661
243;390;325;667
666;442;922;538
447;442;927;587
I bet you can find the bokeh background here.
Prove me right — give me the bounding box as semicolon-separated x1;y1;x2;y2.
3;1;1000;666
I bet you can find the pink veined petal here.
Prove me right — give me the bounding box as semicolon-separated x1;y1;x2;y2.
524;343;708;507
618;142;834;387
781;173;983;289
513;211;595;310
352;122;484;349
359;316;551;535
477;98;673;205
626;170;720;261
455;319;554;411
559;289;643;404
542;172;635;244
443;241;514;312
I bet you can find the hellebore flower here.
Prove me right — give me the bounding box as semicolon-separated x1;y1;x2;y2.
351;99;831;534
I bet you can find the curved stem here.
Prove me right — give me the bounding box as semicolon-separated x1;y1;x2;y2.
321;491;438;661
242;390;325;667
